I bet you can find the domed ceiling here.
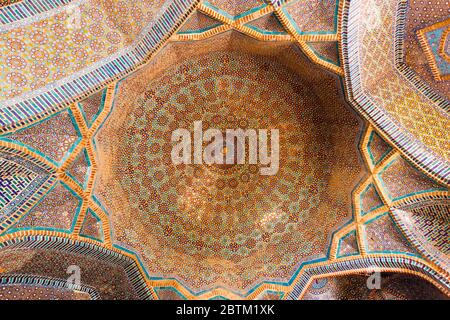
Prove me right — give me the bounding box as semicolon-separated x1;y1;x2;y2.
0;0;449;300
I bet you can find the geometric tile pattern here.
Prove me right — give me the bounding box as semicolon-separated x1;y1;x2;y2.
179;11;222;33
365;213;416;255
0;0;72;23
0;0;200;133
367;131;392;166
0;235;152;300
246;13;287;35
0;284;92;300
404;0;449;99
0;1;21;7
397;0;450;103
207;0;265;17
0;85;112;242
0;0;449;300
78;89;106;128
79;209;103;242
417;18;450;81
0;147;56;232
329;125;449;297
154;287;186;300
254;290;284;300
0;158;38;208
94;43;362;294
392;200;450;273
66;148;90;189
342;0;450;185
283;0;338;34
408;203;450;255
360;183;384;216
9;181;82;233
1;111;81;165
83;78;447;299
173;1;342;74
1;0;168;101
302;273;448;300
379;157;447;202
307;41;340;65
337;231;359;257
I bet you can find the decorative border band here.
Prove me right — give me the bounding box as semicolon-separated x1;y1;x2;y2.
0;0;73;25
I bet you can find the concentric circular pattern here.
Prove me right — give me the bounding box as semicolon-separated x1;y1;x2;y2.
95;50;362;292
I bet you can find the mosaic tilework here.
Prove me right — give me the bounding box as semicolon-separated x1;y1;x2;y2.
0;158;37;208
172;2;342;75
79;209;103;242
342;0;450;184
179;10;221;33
0;283;92;300
0;0;21;7
154;287;186;300
206;0;265;17
380;273;448;300
360;184;383;216
367;131;392;166
337;231;359;257
365;213;416;255
407;202;450;255
0;0;166;101
0;78;113;246
328;124;449;294
393;200;450;273
0;274;97;299
417;18;450;82
379;157;446;201
0;0;74;24
81;32;450;298
395;0;450;116
302;273;448;300
287;255;450;299
0;0;343;138
78;89;105;128
255;290;284;300
0;235;153;299
307;41;339;65
66;149;90;189
1;110;81;165
0;0;200;134
94;37;364;293
10;181;81;233
404;0;449;97
0;0;449;300
246;13;286;34
283;0;338;33
0;247;138;299
0;147;56;232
